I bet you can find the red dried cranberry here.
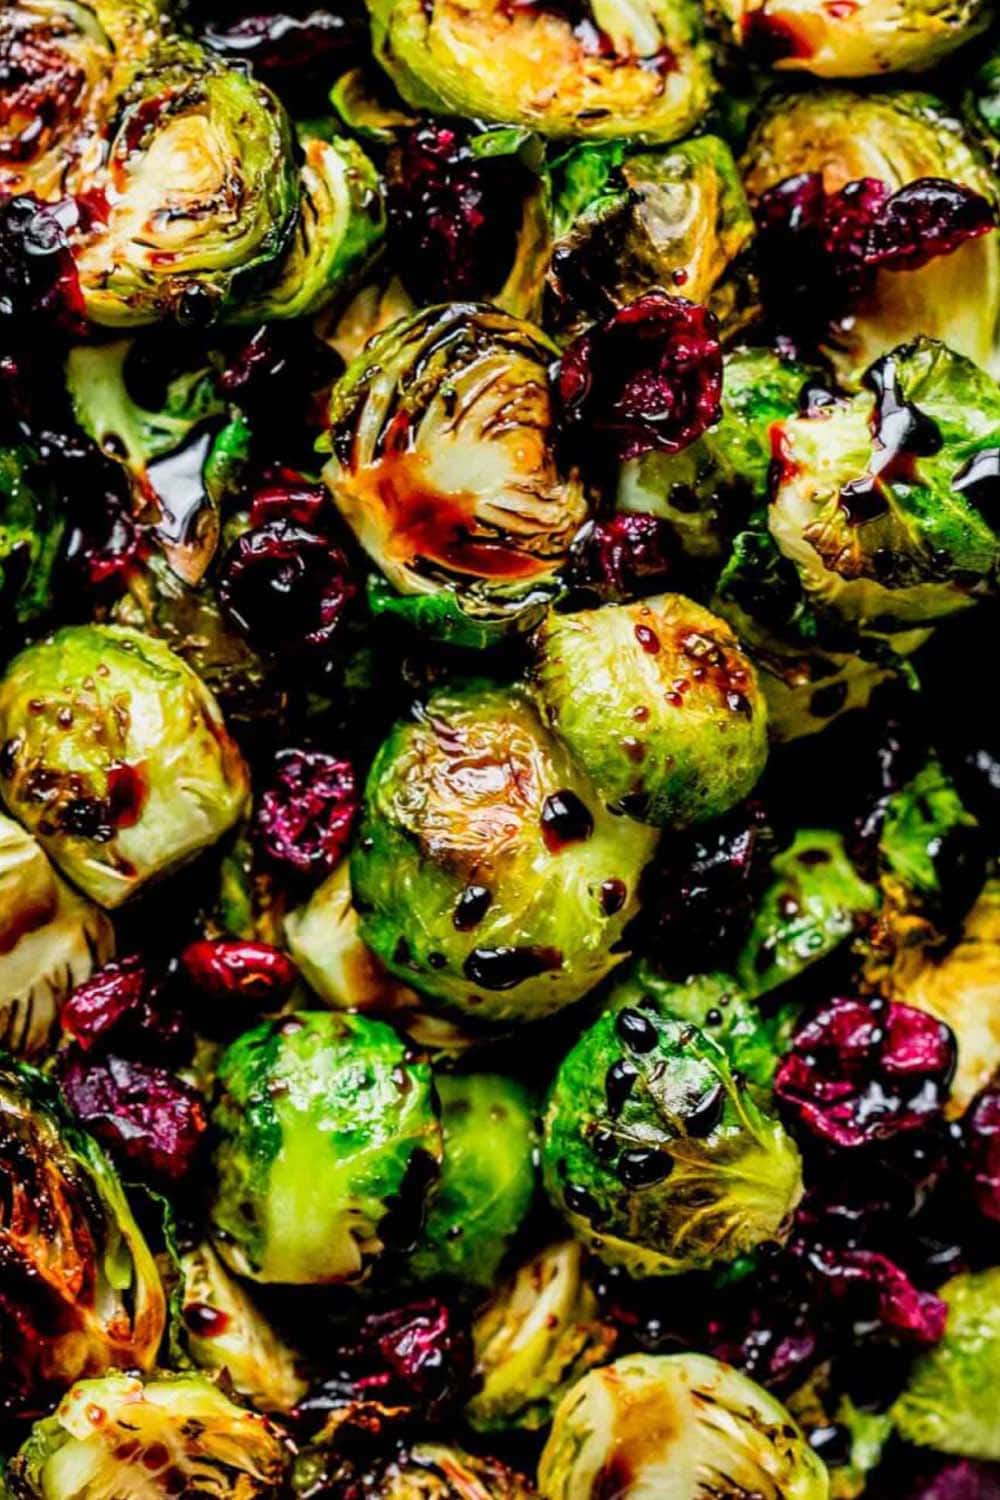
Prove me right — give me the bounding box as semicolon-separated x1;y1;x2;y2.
198;7;366;107
557;292;722;465
965;1081;1000;1224
60;956;191;1064
775;997;956;1148
254;748;357;883
218;324;341;408
903;1460;1000;1500
58;1053;206;1186
801;1243;947;1346
0;195;86;342
179;938;297;1034
249;480;331;530
218;522;355;655
385;122;532;305
59;474;146;601
565;513;675;601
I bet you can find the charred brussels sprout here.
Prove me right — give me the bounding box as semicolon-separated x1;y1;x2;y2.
73;39;298;327
722;0;989;76
532;594;768;827
467;1240;617;1434
351;681;657;1026
541;1001;802;1276
323;304;587;647
366;0;715;145
0;1057;166;1418
537;1352;828;1499
767;339;1000;635
5;1372;290;1500
209;1011;442;1285
0;813;113;1058
0;625;250;908
295;1440;537;1500
891;1267;1000;1459
546;135;754;344
409;1072;537;1287
742;91;1000;380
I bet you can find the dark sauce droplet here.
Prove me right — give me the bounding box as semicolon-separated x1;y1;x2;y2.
953;447;1000;527
605;1059;638;1119
453;883;492;931
541;789;594;852
182;1303;230;1337
683;1082;726;1138
839;354;942;525
599;878;627;915
618;1147;673;1188
564;1183;603;1224
615;1007;659;1054
462;945;562;990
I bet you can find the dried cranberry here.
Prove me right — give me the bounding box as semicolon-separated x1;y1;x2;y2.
179;938;297;1034
218;522;355;655
965;1081;1000;1224
249;480;331;530
775;997;956;1148
801;1243;947;1345
198;6;366;107
254;748;357;883
0;195;86;345
565;513;675;601
385;122;532;305
218;324;340;409
58;1053;207;1186
60;956;192;1064
903;1460;1000;1500
557;292;722;465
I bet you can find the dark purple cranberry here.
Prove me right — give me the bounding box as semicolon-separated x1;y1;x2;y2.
565;513;675;601
179;939;297;1037
0;195;86;343
557;292;723;466
218;521;356;655
60;956;191;1064
965;1081;1000;1224
775;996;956;1149
801;1243;947;1346
254;748;357;884
249;479;331;531
902;1460;1000;1500
58;1053;207;1186
198;6;366;107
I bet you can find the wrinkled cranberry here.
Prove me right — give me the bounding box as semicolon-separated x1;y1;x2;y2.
965;1081;1000;1224
385;122;532;305
801;1242;947;1345
557;292;722;465
59;1053;207;1186
249;480;331;530
218;522;356;655
565;513;675;601
775;997;956;1148
254;748;357;883
0;195;86;344
179;938;297;1034
219;324;340;409
60;955;191;1063
198;6;366;107
903;1460;1000;1500
707;1256;824;1391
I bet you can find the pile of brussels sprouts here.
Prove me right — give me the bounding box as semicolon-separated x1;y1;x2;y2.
2;0;1000;1496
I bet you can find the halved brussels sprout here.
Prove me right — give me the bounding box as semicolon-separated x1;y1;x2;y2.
0;1057;166;1417
767;340;1000;635
537;1352;828;1499
742;91;1000;380
720;0;989;76
5;1372;290;1500
73;38;298;327
467;1240;617;1434
737;830;878;997
532;593;768;827
542;1001;802;1276
0;444;69;625
0;625;250;908
323;303;587;647
366;0;715;145
209;1010;442;1284
0;812;113;1058
179;1241;307;1414
351;681;658;1026
296;1438;537;1500
546;135;754;344
891;1267;1000;1460
408;1072;537;1287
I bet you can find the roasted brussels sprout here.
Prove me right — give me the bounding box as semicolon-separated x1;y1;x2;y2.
351;681;657;1026
467;1239;617;1434
532;593;768;826
542;1000;802;1276
892;1267;1000;1460
178;1241;307;1414
295;1438;537;1500
742;91;1000;379
5;1372;290;1499
323;303;586;647
767;339;1000;635
366;0;715;145
0;813;113;1058
408;1072;536;1286
209;1011;442;1284
73;39;298;327
537;1352;829;1499
0;625;250;908
546;135;754;343
786;1366;892;1500
721;0;990;77
737;830;877;997
0;1057;166;1417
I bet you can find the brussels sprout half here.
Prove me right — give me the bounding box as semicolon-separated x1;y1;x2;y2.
742;91;1000;380
467;1239;618;1435
408;1072;537;1287
537;1352;829;1499
351;681;658;1026
0;625;250;908
767;340;1000;636
542;1002;802;1277
0;812;113;1058
891;1267;1000;1460
324;303;587;648
0;1058;166;1418
209;1010;443;1284
721;0;989;77
73;39;298;327
366;0;715;145
5;1372;290;1500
